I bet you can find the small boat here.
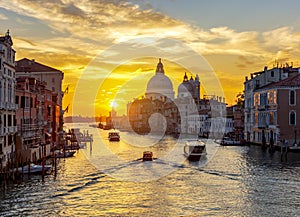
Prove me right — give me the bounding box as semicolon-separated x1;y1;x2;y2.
108;131;120;141
16;163;52;174
220;137;246;146
143;151;153;161
54;150;76;158
184;140;207;161
288;146;300;153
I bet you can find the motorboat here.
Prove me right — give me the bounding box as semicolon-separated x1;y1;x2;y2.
108;131;120;141
16;163;52;174
184;140;207;161
143;151;153;161
54;150;76;158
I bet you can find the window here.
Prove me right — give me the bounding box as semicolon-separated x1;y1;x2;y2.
15;95;19;105
271;71;274;77
289;111;296;125
268;90;277;105
254;93;260;107
290;90;296;105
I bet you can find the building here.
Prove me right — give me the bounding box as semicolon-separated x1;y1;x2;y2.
252;73;300;146
175;72;200;134
128;59;179;135
0;30;17;168
16;58;64;141
15;77;54;162
244;64;300;143
127;58;226;138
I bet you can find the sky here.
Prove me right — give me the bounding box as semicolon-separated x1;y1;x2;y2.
1;0;300;116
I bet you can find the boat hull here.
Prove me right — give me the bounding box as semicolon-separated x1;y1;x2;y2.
17;164;52;174
109;137;120;141
184;140;207;161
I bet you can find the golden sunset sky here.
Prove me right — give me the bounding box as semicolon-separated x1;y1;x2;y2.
1;0;300;116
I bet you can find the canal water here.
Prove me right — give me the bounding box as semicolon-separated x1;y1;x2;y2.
1;123;300;216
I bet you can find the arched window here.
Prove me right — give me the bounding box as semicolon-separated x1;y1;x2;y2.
290;90;296;105
289;111;296;125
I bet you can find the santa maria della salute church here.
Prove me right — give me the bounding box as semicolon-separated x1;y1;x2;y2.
127;58;226;137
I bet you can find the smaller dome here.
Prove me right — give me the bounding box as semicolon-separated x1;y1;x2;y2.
178;81;193;93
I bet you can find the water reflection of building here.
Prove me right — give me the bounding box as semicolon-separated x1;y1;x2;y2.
127;58;227;137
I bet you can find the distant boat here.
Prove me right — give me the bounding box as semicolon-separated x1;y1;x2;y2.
184;140;207;161
54;150;76;158
142;151;153;161
220;137;246;146
16;163;52;174
89;124;98;128
275;144;300;153
108;131;120;141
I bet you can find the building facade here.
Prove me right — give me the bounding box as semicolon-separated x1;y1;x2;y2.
0;31;17;168
127;58;227;138
252;74;300;146
244;65;300;142
16;58;64;141
15;77;54;162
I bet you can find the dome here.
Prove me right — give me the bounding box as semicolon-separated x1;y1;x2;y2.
146;73;174;100
178;82;193;93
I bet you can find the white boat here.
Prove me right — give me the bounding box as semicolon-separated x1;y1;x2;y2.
108;131;120;141
184;140;207;161
16;163;52;174
54;150;76;158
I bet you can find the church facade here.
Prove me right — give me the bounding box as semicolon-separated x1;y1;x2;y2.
127;58;227;137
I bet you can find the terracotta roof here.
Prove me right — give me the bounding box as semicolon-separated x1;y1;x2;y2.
16;58;61;73
260;73;300;89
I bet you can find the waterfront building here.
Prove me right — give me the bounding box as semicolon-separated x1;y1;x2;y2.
203;117;234;139
15;77;54;162
128;59;179;135
175;72;200;134
127;58;226;137
252;73;300;145
15;58;64;142
244;64;300;143
0;30;17;168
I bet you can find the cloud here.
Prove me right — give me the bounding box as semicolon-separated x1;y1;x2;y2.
2;0;300;114
0;12;8;20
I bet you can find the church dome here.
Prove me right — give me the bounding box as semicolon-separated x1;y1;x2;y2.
178;82;193;93
145;59;174;100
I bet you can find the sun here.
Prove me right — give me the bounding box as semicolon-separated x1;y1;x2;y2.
110;100;118;109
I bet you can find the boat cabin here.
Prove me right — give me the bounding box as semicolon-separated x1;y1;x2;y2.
143;151;153;161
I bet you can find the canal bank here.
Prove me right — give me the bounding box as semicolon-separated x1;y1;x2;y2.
1;126;300;217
